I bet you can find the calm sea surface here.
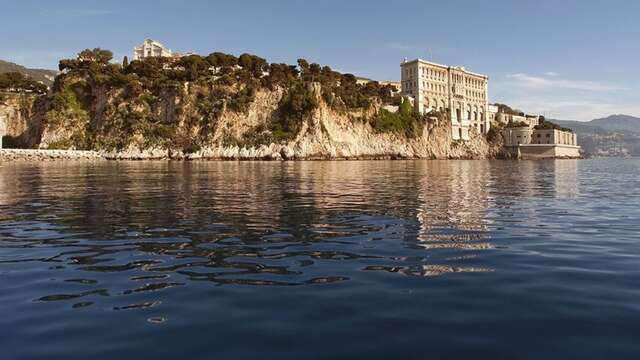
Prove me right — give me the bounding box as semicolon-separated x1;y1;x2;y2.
1;159;639;359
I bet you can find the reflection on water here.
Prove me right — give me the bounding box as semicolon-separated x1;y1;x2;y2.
0;160;581;298
0;161;505;294
2;159;640;359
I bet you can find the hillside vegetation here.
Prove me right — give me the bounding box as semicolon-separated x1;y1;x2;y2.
590;115;640;133
0;72;48;95
0;59;57;86
37;48;423;152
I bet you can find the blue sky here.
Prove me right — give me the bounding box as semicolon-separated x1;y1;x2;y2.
1;0;638;120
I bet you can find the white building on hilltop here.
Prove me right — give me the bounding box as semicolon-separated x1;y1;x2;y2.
133;39;173;60
401;59;490;140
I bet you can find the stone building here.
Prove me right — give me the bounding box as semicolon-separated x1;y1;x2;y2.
496;112;540;128
530;129;578;146
400;59;490;140
487;104;499;124
380;80;401;95
133;39;173;60
502;127;580;159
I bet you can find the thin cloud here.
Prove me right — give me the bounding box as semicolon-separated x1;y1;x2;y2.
544;71;559;77
506;73;625;92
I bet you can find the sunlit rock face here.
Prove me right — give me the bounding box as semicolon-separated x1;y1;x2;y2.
5;80;504;160
100;88;503;160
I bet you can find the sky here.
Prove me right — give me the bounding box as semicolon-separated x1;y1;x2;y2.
1;0;639;121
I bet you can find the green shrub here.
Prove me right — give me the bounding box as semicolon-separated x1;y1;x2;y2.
0;72;47;94
371;99;424;137
265;84;319;142
506;120;529;128
486;126;501;142
534;119;573;132
227;85;256;113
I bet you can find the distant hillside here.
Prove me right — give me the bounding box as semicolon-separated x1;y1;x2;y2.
590;115;640;133
553;120;610;135
555;115;640;157
0;60;57;86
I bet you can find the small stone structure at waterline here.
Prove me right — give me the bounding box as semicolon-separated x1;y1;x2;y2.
502;127;581;159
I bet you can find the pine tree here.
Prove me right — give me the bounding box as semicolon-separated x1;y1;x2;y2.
122;56;129;68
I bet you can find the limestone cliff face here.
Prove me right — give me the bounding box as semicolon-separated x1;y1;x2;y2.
0;94;43;148
19;82;504;160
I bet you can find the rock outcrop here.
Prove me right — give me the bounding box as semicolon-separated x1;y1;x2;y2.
3;80;504;160
0;93;44;148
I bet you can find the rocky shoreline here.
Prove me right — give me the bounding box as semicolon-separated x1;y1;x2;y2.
0;149;103;161
0;147;498;161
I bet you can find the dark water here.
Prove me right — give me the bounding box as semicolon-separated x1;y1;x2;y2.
1;159;639;359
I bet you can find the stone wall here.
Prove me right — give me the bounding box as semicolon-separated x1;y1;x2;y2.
503;127;578;147
531;129;577;146
505;144;581;159
496;113;540;128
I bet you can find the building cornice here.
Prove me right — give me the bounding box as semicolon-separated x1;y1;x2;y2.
401;58;488;79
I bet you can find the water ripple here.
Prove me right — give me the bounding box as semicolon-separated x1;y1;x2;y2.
2;159;640;358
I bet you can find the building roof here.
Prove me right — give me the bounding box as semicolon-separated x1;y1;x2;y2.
401;58;488;79
135;39;172;52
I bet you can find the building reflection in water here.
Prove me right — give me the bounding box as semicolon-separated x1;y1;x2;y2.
415;161;493;248
551;160;579;199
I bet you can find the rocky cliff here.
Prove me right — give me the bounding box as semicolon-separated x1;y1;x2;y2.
2;50;504;160
23;85;502;160
2;84;503;160
0;93;45;148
